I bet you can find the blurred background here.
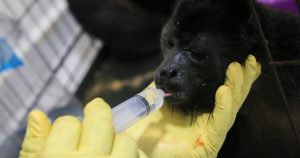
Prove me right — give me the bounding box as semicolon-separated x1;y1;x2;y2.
0;0;298;157
0;0;167;157
0;1;100;157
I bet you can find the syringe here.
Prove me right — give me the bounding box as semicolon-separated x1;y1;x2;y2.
112;87;165;133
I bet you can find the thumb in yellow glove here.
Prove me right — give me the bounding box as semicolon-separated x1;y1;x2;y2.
19;98;147;158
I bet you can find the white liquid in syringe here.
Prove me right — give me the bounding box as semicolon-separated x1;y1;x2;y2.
112;87;165;133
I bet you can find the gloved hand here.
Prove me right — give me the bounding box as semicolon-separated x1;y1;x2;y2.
19;55;260;158
19;98;147;158
125;55;261;158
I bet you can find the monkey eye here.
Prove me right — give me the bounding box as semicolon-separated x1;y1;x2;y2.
184;49;207;62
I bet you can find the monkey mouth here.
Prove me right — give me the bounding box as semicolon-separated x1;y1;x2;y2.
161;88;188;104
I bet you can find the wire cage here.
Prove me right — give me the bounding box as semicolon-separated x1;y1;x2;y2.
0;0;102;157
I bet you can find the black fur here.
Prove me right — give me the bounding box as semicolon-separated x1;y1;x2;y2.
155;0;300;157
68;0;300;157
67;0;174;59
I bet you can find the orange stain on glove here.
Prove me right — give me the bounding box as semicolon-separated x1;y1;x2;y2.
194;135;205;148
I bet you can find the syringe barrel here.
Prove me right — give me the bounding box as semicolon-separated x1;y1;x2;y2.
112;87;164;133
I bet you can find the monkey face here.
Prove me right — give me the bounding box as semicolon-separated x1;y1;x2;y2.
155;0;252;114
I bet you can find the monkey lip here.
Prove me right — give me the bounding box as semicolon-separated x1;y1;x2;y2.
162;89;187;103
164;93;187;105
160;88;174;97
157;86;186;102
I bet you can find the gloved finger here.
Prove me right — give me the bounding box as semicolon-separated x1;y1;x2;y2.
234;55;261;113
243;55;261;88
79;98;114;155
208;85;233;150
20;110;51;158
43;116;81;153
224;62;244;107
111;134;138;158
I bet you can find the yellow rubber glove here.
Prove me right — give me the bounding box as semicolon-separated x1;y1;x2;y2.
124;55;261;158
20;98;147;158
